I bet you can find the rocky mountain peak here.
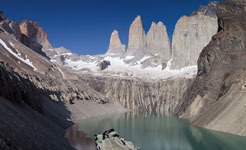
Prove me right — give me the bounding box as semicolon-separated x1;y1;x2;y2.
190;1;218;18
134;15;143;25
19;19;52;50
106;29;126;56
146;21;171;62
125;15;146;58
198;1;218;18
151;21;157;27
0;11;9;22
171;4;218;69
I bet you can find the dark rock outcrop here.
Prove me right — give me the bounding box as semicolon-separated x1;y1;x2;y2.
98;60;111;70
0;62;43;112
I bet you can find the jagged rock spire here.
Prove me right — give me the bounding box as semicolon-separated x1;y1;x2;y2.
19;20;52;50
125;15;146;58
106;30;126;56
146;21;171;62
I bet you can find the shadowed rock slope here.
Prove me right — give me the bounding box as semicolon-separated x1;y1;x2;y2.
0;12;127;150
175;0;246;136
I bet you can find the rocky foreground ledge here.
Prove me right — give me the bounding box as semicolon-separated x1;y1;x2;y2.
95;129;140;150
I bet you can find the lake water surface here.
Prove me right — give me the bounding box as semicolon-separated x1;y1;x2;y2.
65;112;246;150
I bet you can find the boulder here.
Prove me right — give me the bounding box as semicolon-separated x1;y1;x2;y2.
95;129;140;150
98;60;111;70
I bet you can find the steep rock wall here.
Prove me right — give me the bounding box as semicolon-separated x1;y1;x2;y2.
80;75;194;113
171;2;218;69
175;1;246;136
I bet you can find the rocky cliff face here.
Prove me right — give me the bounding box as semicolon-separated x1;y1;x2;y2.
146;22;171;63
0;12;52;57
106;30;126;56
175;1;246;136
80;75;194;113
19;20;52;55
171;2;218;69
125;16;146;59
0;11;22;40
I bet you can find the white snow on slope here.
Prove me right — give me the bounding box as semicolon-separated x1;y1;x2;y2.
64;55;197;80
61;52;72;56
139;56;151;63
0;39;37;71
125;56;134;60
65;59;98;71
103;56;197;79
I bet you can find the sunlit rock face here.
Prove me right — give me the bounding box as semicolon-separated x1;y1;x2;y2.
19;20;52;56
106;30;126;56
171;2;218;69
125;15;146;59
146;21;171;63
123;16;172;68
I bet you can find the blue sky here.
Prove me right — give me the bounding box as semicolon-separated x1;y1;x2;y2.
1;0;222;55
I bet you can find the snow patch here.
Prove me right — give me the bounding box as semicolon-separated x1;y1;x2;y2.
125;56;134;60
65;59;98;71
139;56;151;63
0;40;37;71
61;52;72;56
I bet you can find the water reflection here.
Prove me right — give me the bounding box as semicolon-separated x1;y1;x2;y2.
65;111;246;150
65;124;96;150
